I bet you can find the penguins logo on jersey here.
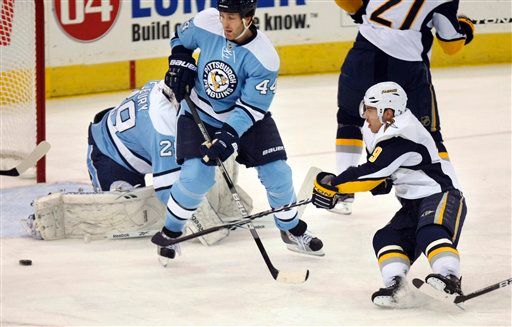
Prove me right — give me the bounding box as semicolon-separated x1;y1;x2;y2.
203;61;238;99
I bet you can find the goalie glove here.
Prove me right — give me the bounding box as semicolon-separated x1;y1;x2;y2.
457;15;475;45
312;172;341;209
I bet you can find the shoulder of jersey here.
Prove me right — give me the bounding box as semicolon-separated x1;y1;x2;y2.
193;8;225;37
193;8;279;72
387;111;424;143
148;81;178;136
242;30;280;72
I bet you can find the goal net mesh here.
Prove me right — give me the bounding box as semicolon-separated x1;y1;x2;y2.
0;0;38;171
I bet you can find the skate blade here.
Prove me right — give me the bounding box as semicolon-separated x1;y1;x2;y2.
158;256;170;268
285;245;325;257
373;296;399;308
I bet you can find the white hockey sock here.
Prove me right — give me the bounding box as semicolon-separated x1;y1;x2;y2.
381;262;409;287
335;152;361;175
431;256;461;278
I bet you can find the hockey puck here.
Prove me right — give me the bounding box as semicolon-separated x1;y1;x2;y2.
19;259;32;266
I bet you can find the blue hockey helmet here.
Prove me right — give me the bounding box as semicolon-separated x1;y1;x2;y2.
217;0;258;17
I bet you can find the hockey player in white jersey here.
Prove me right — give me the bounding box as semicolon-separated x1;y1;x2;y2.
152;0;324;260
332;0;474;215
86;80;252;245
312;82;467;307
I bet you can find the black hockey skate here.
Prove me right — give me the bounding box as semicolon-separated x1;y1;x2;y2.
372;276;404;308
280;220;324;256
151;228;182;267
425;274;463;296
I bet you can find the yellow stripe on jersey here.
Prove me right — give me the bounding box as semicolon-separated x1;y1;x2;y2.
378;252;410;265
438;151;450;160
336;179;385;193
435;192;449;225
336;139;364;147
452;196;464;242
427;246;459;262
437;38;466;55
334;0;363;14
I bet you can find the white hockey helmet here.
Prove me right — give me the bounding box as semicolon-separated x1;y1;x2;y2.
360;81;408;122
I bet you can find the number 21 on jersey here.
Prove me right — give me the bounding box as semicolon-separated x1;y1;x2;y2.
369;0;425;30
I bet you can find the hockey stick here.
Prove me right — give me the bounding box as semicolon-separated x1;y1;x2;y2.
412;277;512;305
0;141;51;176
221;166;319;224
454;277;512;304
184;94;309;284
156;198;311;245
84;229;161;242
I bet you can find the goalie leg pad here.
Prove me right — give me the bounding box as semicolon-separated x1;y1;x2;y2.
32;187;165;240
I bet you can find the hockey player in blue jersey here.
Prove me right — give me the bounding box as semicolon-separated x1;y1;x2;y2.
312;82;467;307
332;0;474;215
87;80;180;194
151;0;324;260
87;80;253;246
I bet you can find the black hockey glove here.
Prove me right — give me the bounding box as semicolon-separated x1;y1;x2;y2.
457;15;475;45
200;124;239;166
312;172;340;209
370;177;393;196
164;51;197;103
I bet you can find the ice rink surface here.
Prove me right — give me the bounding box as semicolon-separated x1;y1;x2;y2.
1;65;511;326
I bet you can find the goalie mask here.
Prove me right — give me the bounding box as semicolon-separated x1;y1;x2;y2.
359;81;408;122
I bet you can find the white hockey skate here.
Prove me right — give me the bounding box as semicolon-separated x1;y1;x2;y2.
329;194;354;215
372;276;420;308
372;276;404;307
280;220;324;256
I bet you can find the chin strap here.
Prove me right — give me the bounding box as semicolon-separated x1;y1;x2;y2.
234;18;252;41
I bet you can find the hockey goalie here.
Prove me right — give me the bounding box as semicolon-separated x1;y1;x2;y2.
23;81;253;245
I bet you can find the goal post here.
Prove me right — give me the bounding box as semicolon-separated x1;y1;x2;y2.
0;0;46;183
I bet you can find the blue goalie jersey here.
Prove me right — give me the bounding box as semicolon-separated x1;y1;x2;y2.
172;8;280;137
90;80;181;202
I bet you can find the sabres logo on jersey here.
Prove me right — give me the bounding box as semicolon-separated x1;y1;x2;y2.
203;60;238;99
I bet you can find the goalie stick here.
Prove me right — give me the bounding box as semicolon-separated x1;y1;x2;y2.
184;94;309;284
0;141;51;176
412;277;512;306
84;229;161;242
296;166;321;219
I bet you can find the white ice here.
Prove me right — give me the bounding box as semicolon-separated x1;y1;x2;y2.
1;65;511;326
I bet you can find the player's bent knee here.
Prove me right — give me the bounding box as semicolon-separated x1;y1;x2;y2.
256;160;293;194
372;226;402;255
416;224;453;251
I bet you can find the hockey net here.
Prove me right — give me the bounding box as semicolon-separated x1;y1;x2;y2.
0;0;45;182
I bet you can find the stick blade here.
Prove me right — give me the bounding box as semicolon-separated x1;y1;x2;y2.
275;269;309;284
412;278;459;305
15;141;51;175
296;166;322;218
